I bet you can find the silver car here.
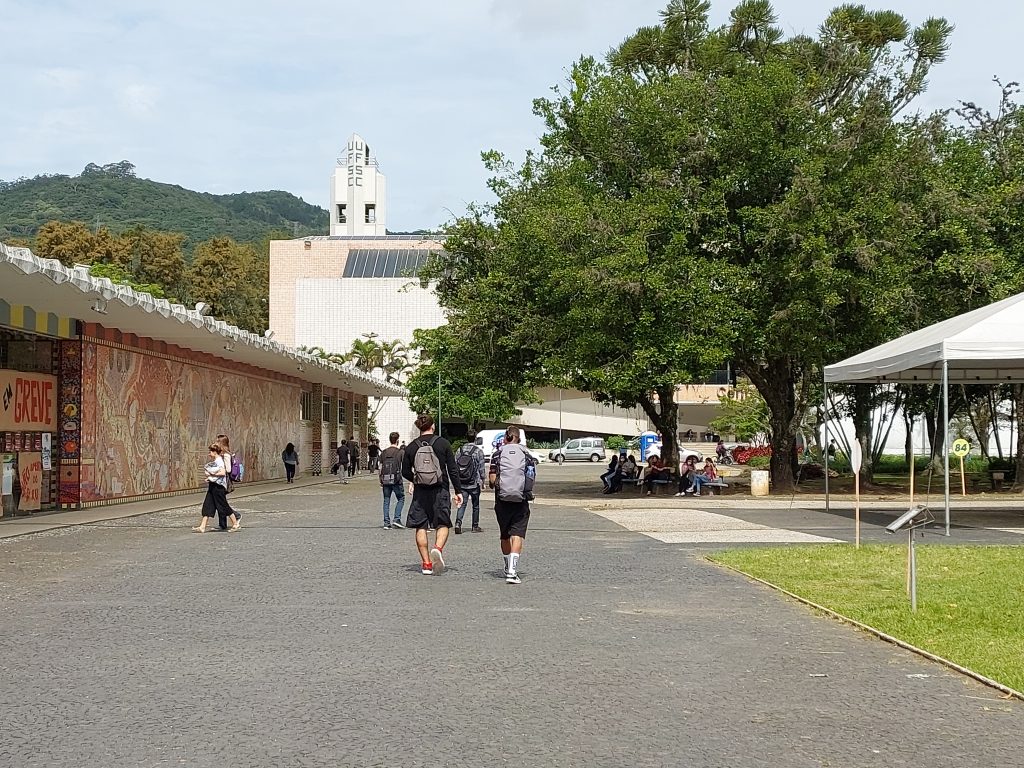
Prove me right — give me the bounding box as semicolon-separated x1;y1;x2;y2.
549;437;607;463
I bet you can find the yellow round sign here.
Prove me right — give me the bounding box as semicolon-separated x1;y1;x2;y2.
951;438;971;458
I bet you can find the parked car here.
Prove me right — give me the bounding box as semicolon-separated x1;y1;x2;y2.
549;437;607;463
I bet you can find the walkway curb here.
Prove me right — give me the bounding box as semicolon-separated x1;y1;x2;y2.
0;474;355;540
709;558;1024;703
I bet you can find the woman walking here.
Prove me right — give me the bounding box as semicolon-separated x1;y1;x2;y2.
214;434;241;530
193;443;239;532
282;442;299;483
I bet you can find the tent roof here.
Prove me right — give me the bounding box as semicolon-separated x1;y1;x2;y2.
0;243;404;397
824;291;1024;384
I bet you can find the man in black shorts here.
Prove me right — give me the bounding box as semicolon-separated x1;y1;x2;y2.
402;414;463;575
489;426;535;585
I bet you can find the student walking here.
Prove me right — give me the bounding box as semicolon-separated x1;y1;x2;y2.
336;441;351;484
402;414;462;575
193;443;239;533
282;442;299;483
367;439;381;472
349;441;360;476
453;430;486;534
379;431;405;529
215;434;241;530
489;426;536;584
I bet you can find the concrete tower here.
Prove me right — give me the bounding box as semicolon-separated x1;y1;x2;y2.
329;133;388;236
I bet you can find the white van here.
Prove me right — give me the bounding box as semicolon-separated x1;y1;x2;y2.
474;429;542;462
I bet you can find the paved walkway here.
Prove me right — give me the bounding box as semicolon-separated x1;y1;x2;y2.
1;472;1022;766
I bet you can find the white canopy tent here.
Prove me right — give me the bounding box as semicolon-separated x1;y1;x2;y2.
823;291;1024;534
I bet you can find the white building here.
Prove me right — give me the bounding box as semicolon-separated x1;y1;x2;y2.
330;133;387;236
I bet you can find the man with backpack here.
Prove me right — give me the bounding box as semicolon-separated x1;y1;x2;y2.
453;430;486;534
378;431;405;529
489;426;536;585
348;441;360;476
336;441;350;484
401;414;463;575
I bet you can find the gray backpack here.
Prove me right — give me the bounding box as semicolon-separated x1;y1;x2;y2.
412;436;443;486
496;443;535;502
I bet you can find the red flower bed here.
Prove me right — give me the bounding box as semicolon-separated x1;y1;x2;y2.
732;446;772;464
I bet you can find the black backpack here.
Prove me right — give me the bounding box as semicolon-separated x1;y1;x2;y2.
455;445;477;485
379;450;402;486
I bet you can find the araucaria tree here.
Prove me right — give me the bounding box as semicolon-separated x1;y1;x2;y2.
424;1;957;488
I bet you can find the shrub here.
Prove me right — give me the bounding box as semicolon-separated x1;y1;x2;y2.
747;455;771;468
606;435;628;450
733;445;771;464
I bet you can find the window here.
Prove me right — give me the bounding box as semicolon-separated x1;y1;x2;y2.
322;396;331;422
300;391;313;421
353;401;362;427
581;440;593;448
338;399;348;425
567;440;580;449
365;204;376;224
337;204;347;224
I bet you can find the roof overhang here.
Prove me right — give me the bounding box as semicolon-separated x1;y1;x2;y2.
0;243;404;397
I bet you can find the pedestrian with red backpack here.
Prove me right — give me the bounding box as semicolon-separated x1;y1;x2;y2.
401;414;462;575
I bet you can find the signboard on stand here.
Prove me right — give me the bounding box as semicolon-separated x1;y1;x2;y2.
17;451;42;511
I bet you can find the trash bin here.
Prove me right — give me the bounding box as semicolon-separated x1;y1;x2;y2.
750;470;770;497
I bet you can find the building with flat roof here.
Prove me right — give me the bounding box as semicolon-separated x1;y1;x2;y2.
0;243;400;515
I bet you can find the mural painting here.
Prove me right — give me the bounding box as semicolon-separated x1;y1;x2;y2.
81;342;299;502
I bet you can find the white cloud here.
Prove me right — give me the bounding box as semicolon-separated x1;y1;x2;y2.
118;84;159;119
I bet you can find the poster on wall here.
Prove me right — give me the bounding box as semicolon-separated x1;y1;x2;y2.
41;433;52;471
17;451;42;511
1;454;14;496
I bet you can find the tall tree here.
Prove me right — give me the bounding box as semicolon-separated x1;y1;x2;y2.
424;2;955;487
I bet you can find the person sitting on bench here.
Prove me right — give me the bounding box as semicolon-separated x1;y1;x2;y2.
643;455;671;495
675;456;697;496
687;458;719;497
600;454;619;493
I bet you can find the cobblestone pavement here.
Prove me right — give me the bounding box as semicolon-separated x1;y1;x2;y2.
2;474;1023;767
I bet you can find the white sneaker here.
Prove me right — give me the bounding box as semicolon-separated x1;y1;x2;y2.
506;572;521;584
429;547;446;575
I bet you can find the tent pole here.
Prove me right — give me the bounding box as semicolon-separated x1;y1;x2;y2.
942;360;951;536
823;380;830;517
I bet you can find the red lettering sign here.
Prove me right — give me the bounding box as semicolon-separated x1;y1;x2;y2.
0;372;57;431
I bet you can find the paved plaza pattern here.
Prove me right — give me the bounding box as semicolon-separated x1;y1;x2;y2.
1;470;1023;767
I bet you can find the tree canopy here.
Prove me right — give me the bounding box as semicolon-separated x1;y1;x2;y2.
411;1;1024;489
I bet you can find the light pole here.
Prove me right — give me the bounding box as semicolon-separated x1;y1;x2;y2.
558;388;563;447
437;371;442;438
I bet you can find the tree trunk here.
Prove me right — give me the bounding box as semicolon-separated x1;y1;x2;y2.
850;384;874;483
742;357;804;492
638;387;679;470
1014;385;1024;492
903;411;915;472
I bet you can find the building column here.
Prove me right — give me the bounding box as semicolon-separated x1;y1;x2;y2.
57;337;83;509
311;383;324;476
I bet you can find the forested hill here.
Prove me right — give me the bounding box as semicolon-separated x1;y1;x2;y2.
0;162;328;247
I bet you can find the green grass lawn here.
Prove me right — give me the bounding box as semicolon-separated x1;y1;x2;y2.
709;545;1024;692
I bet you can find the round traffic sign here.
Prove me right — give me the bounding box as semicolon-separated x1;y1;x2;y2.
951;438;971;458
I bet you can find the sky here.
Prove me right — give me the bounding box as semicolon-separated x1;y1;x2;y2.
2;0;1023;231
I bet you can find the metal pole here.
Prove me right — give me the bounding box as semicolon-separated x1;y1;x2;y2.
942;361;950;536
909;529;917;612
558;388;563;447
823;380;830;517
437;371;442;439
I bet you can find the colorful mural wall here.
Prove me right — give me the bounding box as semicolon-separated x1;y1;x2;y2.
80;340;301;503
